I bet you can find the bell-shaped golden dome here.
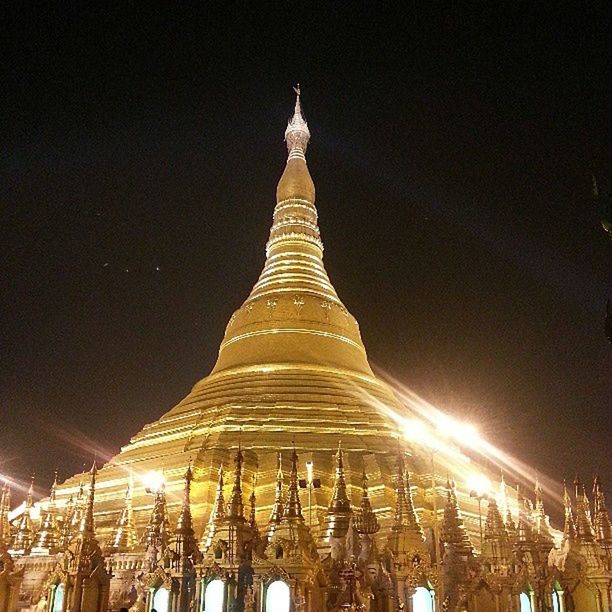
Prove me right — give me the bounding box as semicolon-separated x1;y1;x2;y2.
212;86;372;376
276;157;316;204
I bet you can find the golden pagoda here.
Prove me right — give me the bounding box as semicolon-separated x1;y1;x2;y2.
52;85;406;540
5;87;612;612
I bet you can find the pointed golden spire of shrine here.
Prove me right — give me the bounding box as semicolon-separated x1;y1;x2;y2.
353;469;380;536
67;467;87;539
203;465;226;551
324;441;352;538
227;446;245;521
386;447;425;560
498;473;509;522
212;465;226;523
484;496;507;542
505;509;517;543
562;480;577;543
392;449;423;537
534;476;544;514
592;474;612;546
59;493;74;549
515;486;536;550
173;462;198;565
531;478;553;546
283;445;305;522
32;471;61;554
143;476;170;551
0;481;11;547
268;453;284;536
10;475;35;555
482;495;512;564
440;479;473;556
249;474;259;535
393;449;409;527
108;477;136;552
78;462;97;541
266;444;316;562
573;476;594;542
68;461;107;580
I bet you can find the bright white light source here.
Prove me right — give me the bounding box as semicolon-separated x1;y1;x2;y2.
266;580;290;612
152;587;170;612
306;461;314;485
432;414;483;450
142;471;165;493
467;473;491;498
412;586;435;612
403;419;443;451
204;579;224;611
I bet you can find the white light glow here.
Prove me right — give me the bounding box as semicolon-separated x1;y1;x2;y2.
141;471;165;493
204;579;224;612
152;587;169;612
266;580;290;612
306;461;314;484
412;586;435;612
467;474;491;498
520;593;532;612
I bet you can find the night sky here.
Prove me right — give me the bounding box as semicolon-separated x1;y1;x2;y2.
2;5;610;514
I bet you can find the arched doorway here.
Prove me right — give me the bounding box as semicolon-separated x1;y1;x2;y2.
203;579;224;612
152;586;170;612
519;592;532;612
552;590;561;612
51;584;64;612
412;586;435;612
266;580;290;612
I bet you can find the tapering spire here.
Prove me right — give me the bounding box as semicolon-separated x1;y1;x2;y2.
386;448;425;559
534;477;544;514
324;441;352;538
440;479;473;556
78;462;97;541
143;476;170;552
563;480;577;543
67;468;87;540
482;496;512;564
0;481;11;547
498;474;509;523
173;462;198;564
505;508;517;542
59;494;75;549
392;449;423;538
203;465;225;550
283;445;304;521
227;446;245;520
353;469;380;536
592;474;612;545
268;453;284;531
393;449;409;527
284;84;311;159
484;496;507;542
574;476;594;542
32;472;61;554
10;475;35;554
249;474;259;535
532;478;553;546
515;486;536;549
109;477;136;552
212;465;226;523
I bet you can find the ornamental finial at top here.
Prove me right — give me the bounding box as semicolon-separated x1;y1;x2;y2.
285;84;310;157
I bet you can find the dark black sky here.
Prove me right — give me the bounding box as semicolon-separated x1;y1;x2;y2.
1;4;610;511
